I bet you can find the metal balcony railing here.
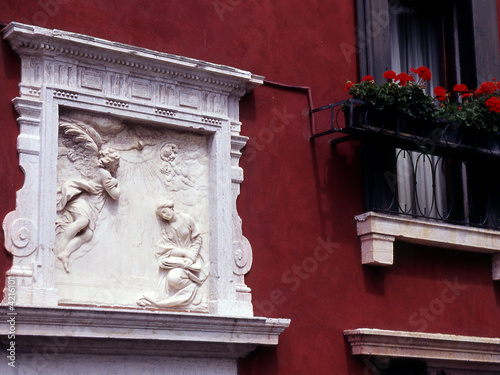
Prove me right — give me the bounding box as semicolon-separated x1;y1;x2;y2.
311;100;500;229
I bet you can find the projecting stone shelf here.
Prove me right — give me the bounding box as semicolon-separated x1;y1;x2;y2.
355;212;500;280
344;328;500;373
0;305;290;358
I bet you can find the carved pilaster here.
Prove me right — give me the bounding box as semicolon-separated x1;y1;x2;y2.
231;135;253;310
3;98;58;305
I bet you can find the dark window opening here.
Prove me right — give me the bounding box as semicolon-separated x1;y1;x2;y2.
378;358;428;375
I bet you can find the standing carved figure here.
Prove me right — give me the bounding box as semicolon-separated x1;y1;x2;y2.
138;200;207;308
56;118;121;273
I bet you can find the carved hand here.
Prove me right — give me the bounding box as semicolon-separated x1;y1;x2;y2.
169;248;184;257
100;169;120;200
182;258;193;267
104;177;118;190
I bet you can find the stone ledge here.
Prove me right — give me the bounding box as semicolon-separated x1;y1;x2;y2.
344;328;500;372
355;212;500;280
0;305;290;358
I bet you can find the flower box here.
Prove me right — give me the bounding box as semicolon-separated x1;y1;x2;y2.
342;100;500;157
343;67;500;156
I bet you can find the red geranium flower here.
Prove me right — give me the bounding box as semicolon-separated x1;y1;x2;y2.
395;72;415;86
383;70;397;80
434;86;447;101
475;81;498;95
362;75;375;82
485;97;500;112
461;93;472;99
411;66;432;81
345;81;354;90
453;84;468;93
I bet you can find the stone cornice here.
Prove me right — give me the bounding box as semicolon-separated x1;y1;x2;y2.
0;305;290;357
344;328;500;372
2;22;263;93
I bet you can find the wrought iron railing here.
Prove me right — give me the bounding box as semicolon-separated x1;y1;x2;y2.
311;100;500;229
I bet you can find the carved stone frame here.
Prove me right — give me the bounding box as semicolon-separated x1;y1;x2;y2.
0;23;289;367
2;22;258;317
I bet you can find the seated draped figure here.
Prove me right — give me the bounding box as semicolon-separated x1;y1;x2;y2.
138;199;208;308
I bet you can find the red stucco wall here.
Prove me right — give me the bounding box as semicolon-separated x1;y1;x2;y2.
1;1;499;374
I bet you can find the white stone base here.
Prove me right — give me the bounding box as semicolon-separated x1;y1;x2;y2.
0;305;290;375
0;353;237;375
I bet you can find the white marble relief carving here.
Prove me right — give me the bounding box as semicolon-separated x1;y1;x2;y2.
55;123;121;272
137;200;208;308
1;22;289;373
180;88;201;108
55;110;209;309
131;79;153;100
81;70;104;91
3;23;263;316
160;143;195;188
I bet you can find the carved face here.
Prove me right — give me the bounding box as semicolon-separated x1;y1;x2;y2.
158;207;175;221
105;160;120;174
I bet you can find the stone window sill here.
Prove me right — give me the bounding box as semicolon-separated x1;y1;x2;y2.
355;212;500;280
344;328;500;373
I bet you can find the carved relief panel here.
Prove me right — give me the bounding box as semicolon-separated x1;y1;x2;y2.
2;22;262;316
55;111;210;309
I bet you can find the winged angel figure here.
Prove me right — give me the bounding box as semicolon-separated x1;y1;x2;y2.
55;118;121;273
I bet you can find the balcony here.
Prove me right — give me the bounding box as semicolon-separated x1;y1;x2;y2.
311;100;500;280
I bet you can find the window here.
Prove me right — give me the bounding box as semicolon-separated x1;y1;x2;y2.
390;1;461;222
356;0;500;225
356;0;500;87
349;1;500;278
379;359;428;375
390;1;455;92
